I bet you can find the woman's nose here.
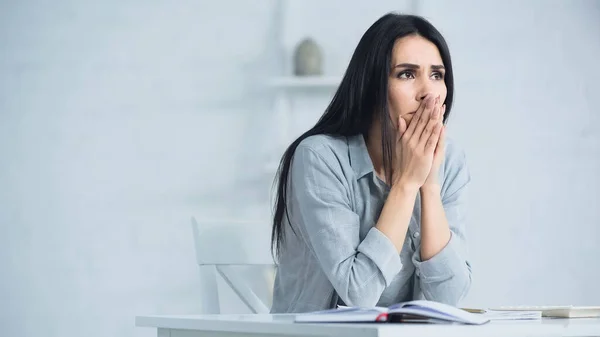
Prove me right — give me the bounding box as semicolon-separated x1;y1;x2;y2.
418;92;436;103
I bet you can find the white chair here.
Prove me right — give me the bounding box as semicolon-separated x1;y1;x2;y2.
191;216;276;314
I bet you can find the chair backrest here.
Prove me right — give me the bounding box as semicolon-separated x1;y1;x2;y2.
191;216;275;314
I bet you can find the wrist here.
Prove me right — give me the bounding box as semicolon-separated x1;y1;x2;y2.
391;178;420;196
420;183;441;195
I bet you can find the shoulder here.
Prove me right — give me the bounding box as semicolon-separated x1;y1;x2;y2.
441;136;471;196
294;134;349;166
290;134;352;184
296;134;349;157
443;136;468;169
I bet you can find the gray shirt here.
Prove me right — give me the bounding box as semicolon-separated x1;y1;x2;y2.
270;133;472;313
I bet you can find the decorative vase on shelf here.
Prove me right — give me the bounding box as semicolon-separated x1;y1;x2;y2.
293;37;323;76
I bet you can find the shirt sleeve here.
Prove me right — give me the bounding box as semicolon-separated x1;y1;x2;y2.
411;145;473;305
287;144;402;308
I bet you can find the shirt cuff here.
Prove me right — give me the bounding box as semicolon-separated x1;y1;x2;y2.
412;232;463;283
357;227;403;286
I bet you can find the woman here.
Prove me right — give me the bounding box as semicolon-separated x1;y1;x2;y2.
270;13;472;313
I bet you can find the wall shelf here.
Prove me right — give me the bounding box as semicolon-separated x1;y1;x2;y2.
267;76;341;88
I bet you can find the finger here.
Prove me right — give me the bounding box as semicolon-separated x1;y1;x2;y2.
418;103;441;144
425;121;443;153
404;93;432;139
398;116;407;137
412;95;435;141
435;124;446;156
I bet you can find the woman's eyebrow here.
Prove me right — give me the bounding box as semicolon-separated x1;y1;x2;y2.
394;63;419;69
393;63;445;70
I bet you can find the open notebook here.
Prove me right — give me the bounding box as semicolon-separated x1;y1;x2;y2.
294;300;490;325
479;310;541;320
489;306;600;318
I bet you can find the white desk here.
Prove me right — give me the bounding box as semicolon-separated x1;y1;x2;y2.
135;314;600;337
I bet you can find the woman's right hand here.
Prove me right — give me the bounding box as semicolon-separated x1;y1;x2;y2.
393;94;443;189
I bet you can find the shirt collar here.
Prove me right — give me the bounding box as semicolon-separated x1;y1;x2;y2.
348;134;374;180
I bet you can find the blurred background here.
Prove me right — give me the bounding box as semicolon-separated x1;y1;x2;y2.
1;0;599;336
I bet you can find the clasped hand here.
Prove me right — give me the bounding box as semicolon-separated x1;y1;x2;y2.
393;94;446;189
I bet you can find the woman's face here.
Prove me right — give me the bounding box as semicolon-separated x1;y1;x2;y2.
387;34;447;128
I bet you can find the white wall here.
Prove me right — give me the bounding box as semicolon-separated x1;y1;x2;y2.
419;0;600;307
0;1;280;336
1;1;599;337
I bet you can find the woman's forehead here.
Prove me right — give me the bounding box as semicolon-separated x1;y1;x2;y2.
391;35;443;65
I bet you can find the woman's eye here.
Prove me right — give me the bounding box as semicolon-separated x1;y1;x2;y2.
397;71;415;79
432;72;444;80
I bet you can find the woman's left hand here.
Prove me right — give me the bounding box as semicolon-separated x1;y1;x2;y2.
422;104;446;188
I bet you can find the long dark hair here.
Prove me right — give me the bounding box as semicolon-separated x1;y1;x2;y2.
270;13;455;258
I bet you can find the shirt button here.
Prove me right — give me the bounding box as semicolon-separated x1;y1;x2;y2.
413;231;420;239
